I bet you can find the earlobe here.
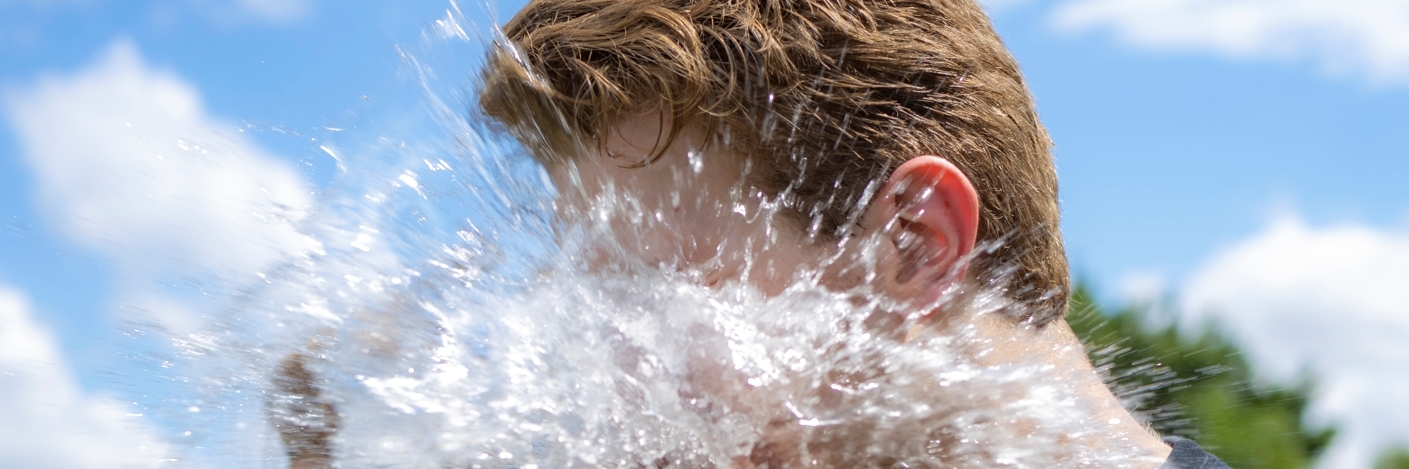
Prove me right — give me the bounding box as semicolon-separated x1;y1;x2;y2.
871;156;980;299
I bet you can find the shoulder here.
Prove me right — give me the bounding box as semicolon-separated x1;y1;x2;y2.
1161;437;1232;469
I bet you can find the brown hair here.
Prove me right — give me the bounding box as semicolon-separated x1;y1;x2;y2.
480;0;1070;324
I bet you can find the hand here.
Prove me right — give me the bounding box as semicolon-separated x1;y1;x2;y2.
268;354;339;469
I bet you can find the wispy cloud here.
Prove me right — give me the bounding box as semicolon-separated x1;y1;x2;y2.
230;0;316;23
2;40;317;331
979;0;1035;12
1053;0;1409;85
0;0;317;23
1183;214;1409;468
0;285;168;469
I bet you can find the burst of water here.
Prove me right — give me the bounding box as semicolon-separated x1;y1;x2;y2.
138;5;1173;469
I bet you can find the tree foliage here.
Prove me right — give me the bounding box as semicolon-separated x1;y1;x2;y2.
1067;284;1335;469
1376;448;1409;469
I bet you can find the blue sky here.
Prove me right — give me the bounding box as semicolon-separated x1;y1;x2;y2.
994;3;1409;293
1;0;1407;468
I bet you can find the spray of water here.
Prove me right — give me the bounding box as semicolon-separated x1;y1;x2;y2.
140;4;1173;468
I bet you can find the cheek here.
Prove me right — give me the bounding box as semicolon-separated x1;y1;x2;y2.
563;150;752;269
624;167;737;262
640;197;729;266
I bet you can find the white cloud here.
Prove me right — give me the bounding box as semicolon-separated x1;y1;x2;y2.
980;0;1034;12
231;0;314;23
0;0;90;5
1117;270;1168;305
0;0;314;23
0;285;168;469
1053;0;1409;85
2;40;317;330
1183;214;1409;468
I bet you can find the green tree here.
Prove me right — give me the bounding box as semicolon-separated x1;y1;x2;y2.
1067;284;1334;469
1376;447;1409;469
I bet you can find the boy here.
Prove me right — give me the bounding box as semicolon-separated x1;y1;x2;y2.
277;0;1230;467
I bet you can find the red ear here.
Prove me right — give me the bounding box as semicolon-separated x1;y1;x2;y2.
869;156;980;298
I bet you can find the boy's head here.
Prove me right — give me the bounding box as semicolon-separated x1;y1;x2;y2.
481;0;1068;324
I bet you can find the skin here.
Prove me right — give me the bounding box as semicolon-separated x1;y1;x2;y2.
274;112;1172;468
272;355;338;469
567;113;1174;467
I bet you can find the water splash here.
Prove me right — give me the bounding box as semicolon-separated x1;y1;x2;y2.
137;5;1172;469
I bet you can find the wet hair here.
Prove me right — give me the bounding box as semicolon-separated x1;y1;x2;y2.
479;0;1069;324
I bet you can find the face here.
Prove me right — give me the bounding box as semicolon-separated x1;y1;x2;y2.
543;112;989;467
552;112;821;296
548;111;981;309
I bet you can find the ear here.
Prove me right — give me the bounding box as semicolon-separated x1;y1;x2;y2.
863;155;980;303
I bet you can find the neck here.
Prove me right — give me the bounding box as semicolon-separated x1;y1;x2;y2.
969;314;1172;466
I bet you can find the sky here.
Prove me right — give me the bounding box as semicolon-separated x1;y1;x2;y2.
0;0;1407;468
